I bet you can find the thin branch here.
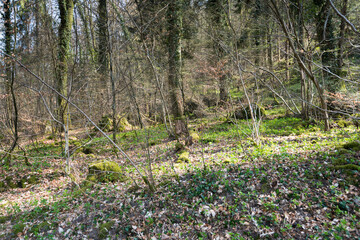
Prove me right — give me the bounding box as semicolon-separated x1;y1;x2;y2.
329;0;359;34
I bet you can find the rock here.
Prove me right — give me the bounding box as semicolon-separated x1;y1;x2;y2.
82;147;95;155
96;115;131;132
230;104;266;120
185;99;208;119
18;175;39;188
87;160;126;183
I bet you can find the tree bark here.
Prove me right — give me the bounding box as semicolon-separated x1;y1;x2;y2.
97;0;109;87
337;0;348;79
206;0;230;104
167;0;187;137
56;0;74;128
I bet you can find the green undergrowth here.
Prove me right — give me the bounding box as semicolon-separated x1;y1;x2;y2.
200;117;323;143
1;115;360;239
3;151;358;239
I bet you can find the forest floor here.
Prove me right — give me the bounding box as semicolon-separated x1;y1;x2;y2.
0;113;360;239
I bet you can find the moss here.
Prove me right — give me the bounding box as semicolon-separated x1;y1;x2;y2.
342;141;360;151
12;223;25;235
0;182;7;192
223;159;231;164
336;118;352;128
18;175;39;188
68;173;76;182
260;183;271;193
118;117;131;132
98;221;115;239
199;137;219;144
190;132;200;142
336;148;351;155
96;115;131;132
142;176;156;192
28;175;39;184
46;135;54;140
177;151;190;163
5;177;17;189
97;115;112;132
332;164;360;171
87;154;96;159
87;160;126;183
332;158;347;166
0;216;10;224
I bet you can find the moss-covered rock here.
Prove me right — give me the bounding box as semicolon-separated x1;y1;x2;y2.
96;115;131;132
87;160;126;183
82;146;95;155
230;104;266;120
176;151;190;163
342;141;360;151
190;132;200;142
98;221;115;239
18;175;39;188
117;117;131;132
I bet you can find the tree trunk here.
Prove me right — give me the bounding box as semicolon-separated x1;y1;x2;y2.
206;0;230;104
167;0;187;138
97;0;109;88
314;0;337;92
56;0;74;128
337;0;347;80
